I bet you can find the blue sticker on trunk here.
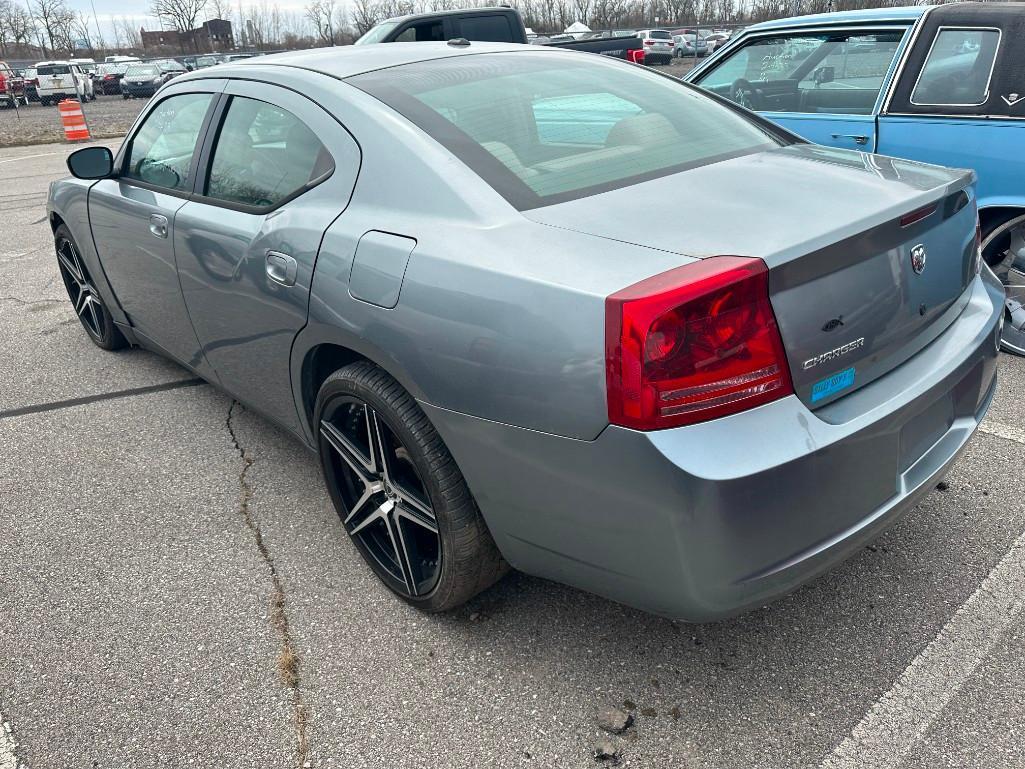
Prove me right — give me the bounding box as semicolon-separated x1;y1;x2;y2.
811;367;856;403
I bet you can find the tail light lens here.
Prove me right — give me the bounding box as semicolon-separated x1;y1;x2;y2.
605;256;794;430
627;49;645;64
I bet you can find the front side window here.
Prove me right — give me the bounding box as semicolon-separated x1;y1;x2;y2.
123;92;213;191
694;30;905;114
205;96;333;208
911;28;1000;106
395;20;445;42
350;52;782;209
354;20;399;44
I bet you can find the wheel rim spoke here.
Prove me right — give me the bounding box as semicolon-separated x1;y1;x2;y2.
57;241;84;283
349;498;392;537
73;287;89;316
385;510;419;596
342;480;385;526
321;397;442;597
320;419;376;486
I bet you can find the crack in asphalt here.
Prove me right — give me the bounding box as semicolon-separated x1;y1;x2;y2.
0;296;64;308
226;401;310;769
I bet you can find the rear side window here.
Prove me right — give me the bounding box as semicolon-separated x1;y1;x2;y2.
457;15;514;42
123;92;213;191
205;96;334;209
349;52;782;210
910;28;1000;106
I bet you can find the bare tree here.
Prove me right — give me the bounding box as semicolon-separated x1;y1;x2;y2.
304;0;337;43
206;0;230;19
32;0;74;56
151;0;209;51
350;0;378;36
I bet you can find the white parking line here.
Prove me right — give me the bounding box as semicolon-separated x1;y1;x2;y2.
1;715;19;769
820;526;1025;769
980;418;1025;445
0;152;60;165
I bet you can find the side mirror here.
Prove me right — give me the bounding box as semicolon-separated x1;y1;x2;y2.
67;146;114;180
813;66;835;85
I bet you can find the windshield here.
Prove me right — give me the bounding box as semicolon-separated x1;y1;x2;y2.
355;20;399;44
349;52;782;210
196;56;218;66
126;65;159;78
649;30;672;39
37;65;71;76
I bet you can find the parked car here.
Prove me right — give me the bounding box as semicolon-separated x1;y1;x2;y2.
49;43;1002;620
35;61;94;105
120;61;185;98
635;29;674;64
355;6;529;44
672;33;708;58
95;62;128;95
22;67;38;101
0;61;27;107
686;2;1025;353
705;32;730;52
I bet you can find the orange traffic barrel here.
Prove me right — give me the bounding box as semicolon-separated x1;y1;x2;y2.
58;99;91;142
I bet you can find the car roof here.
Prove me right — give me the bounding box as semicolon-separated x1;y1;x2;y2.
746;4;928;31
379;6;517;24
183;41;537;81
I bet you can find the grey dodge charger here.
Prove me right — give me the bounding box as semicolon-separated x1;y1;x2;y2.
47;42;1005;620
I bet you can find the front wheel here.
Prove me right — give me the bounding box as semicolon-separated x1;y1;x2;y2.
54;225;127;351
315;362;508;612
982;213;1025;355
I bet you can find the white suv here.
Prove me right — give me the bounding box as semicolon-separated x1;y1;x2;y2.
35;61;94;106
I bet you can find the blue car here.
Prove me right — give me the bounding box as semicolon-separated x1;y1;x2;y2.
686;3;1025;353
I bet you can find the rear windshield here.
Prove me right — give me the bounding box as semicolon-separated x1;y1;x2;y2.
349;52;782;209
126;65;158;77
37;65;71;75
649;30;672;39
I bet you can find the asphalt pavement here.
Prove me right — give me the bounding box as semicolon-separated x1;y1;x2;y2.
1;142;1024;769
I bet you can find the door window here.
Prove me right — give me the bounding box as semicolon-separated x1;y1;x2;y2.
457;15;513;42
204;96;333;209
394;20;445;42
123;92;213;191
910;28;1000;107
694;30;904;114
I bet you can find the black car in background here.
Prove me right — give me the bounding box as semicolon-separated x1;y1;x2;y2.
121;60;187;98
95;62;129;95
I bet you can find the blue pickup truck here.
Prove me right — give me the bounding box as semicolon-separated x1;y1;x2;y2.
686;3;1025;353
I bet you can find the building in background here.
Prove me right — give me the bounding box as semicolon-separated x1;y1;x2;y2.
140;19;234;53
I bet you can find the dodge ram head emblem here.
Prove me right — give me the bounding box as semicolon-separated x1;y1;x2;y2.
910;244;927;275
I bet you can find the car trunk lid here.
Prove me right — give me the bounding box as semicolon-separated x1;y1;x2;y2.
525;144;978;410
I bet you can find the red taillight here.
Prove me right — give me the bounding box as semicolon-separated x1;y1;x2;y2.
605;256;794;431
644;39;653;45
899;203;937;228
627;49;645;64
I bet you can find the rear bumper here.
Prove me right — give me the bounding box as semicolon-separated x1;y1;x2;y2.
424;271;1004;621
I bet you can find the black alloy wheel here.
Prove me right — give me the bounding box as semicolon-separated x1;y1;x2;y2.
982;213;1025;355
315;362;507;611
54;225;126;350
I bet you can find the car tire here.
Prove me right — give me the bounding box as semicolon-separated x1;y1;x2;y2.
315;361;508;612
54;224;128;351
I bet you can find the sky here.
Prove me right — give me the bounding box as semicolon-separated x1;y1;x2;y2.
61;0;314;47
